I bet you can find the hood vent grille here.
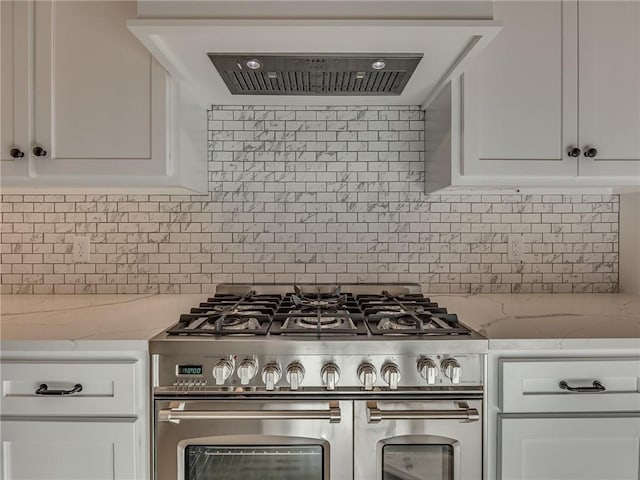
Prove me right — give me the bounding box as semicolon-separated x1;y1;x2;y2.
208;54;422;96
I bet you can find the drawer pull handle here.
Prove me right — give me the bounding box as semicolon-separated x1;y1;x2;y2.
559;380;605;393
35;383;83;396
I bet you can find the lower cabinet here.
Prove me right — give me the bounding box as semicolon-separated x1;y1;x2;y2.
492;355;640;480
0;346;149;480
1;419;140;480
499;415;640;480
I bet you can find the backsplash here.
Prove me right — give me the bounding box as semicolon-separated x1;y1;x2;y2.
0;105;618;294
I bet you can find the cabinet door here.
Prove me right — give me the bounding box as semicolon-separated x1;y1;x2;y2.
461;1;578;179
0;419;140;480
578;1;640;178
499;415;640;480
0;1;30;178
32;0;167;177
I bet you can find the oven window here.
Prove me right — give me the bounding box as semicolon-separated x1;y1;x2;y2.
185;445;323;480
382;444;454;480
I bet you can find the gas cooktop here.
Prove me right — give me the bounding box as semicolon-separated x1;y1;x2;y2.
161;284;480;339
151;284;487;397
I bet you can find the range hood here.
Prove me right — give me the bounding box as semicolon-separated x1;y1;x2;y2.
128;2;502;108
208;53;423;96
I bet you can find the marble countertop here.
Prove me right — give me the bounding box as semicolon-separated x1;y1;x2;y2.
0;294;203;342
431;293;640;350
1;293;639;350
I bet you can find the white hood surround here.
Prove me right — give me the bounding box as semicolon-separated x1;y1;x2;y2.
127;1;501;108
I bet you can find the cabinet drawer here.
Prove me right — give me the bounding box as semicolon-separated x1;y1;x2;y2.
1;360;138;417
499;357;640;413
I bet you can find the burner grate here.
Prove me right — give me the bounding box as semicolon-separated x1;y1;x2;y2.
358;293;472;336
164;286;473;338
270;286;367;335
166;292;281;336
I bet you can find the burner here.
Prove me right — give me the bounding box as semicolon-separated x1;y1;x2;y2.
376;314;438;331
284;315;356;331
292;296;345;309
206;316;262;331
289;285;348;311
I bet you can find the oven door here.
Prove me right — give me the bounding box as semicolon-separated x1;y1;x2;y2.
354;399;482;480
154;399;352;480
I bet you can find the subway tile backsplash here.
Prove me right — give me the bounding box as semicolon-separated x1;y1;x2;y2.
0;105;619;294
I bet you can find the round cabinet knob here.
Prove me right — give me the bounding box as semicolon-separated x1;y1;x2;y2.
32;146;47;157
417;358;438;385
9;148;24;159
381;363;401;390
261;363;282;391
236;358;258;385
567;146;582;157
441;358;462;385
212;359;233;386
357;363;377;391
320;363;341;391
584;147;598;158
285;362;305;391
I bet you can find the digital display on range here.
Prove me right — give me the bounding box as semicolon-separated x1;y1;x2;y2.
176;365;203;376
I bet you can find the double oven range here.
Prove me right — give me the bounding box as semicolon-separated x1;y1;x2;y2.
151;284;487;480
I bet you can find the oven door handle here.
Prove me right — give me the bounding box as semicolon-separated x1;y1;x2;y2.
366;401;479;423
159;401;341;424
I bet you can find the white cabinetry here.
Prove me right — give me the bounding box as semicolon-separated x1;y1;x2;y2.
0;0;206;193
499;416;640;480
0;346;149;480
426;0;640;192
578;1;640;177
0;1;29;178
462;1;577;179
491;354;640;480
1;420;138;480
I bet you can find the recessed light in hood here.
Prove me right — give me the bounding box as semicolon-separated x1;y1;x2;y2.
245;59;262;70
208;53;422;96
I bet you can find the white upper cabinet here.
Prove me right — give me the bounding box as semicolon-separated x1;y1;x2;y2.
0;1;30;178
429;0;640;192
0;0;207;193
462;1;578;178
578;1;640;177
32;0;167;177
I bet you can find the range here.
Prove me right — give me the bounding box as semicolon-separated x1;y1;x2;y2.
151;284;487;480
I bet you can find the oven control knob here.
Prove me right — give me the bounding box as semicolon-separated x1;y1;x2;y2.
212;359;233;385
285;363;305;391
261;363;282;391
441;358;462;385
237;359;258;385
381;363;401;390
321;363;341;391
417;358;438;385
357;363;377;391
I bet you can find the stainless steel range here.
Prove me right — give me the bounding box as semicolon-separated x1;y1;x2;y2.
151;284;487;480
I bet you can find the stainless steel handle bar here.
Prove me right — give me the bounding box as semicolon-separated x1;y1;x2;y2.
367;402;479;423
159;402;341;424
